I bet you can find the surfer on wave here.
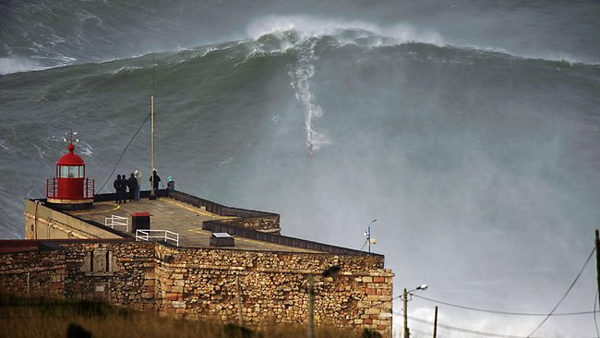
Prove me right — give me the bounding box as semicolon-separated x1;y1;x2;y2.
307;140;314;156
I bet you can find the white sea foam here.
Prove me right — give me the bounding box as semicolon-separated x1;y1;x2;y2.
0;140;15;154
288;37;331;153
247;15;381;40
246;15;599;66
77;141;94;156
111;66;143;74
0;57;45;75
247;15;445;48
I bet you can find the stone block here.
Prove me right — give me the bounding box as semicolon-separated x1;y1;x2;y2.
367;295;388;301
165;293;179;301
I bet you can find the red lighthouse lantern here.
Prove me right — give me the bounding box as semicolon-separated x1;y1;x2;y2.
46;135;94;209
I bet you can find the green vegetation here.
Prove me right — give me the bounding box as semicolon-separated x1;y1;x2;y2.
0;293;367;338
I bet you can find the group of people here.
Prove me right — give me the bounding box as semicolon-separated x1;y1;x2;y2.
113;170;142;204
113;169;174;204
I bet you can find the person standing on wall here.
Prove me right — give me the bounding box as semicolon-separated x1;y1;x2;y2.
150;169;161;198
127;173;137;202
113;175;121;204
167;176;175;191
119;174;127;204
134;170;142;201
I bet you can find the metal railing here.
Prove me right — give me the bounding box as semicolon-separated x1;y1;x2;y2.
135;229;179;247
46;178;94;199
104;215;129;232
86;178;95;199
46;178;55;198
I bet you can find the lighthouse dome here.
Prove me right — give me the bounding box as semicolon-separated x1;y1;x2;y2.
56;143;85;165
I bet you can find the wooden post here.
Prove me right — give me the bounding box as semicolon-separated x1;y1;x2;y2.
433;306;438;338
403;288;409;338
26;272;30;295
236;276;243;327
308;274;315;338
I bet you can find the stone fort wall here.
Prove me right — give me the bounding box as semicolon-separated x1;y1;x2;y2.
0;241;393;336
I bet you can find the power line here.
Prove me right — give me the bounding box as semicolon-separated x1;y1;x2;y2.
97;112;151;193
526;247;596;337
400;313;599;338
409;294;598;317
397;312;540;338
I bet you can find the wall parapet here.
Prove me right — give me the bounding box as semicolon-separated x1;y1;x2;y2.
166;190;281;234
202;221;383;260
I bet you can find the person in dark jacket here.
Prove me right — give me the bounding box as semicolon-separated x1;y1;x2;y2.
113;175;121;204
167;176;175;191
127;173;138;202
149;169;161;197
119;174;127;204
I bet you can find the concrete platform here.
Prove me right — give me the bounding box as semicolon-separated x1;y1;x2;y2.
67;197;320;253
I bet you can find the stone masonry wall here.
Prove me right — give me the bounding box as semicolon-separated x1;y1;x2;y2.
220;216;281;234
60;242;156;310
0;250;66;297
0;242;393;336
155;245;393;335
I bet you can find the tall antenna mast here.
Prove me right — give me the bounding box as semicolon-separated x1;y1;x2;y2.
150;54;157;200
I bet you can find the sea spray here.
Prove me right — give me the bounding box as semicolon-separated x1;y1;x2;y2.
288;38;330;153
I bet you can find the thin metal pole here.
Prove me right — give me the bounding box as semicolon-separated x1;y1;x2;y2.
308;274;315;338
403;288;409;338
27;272;30;295
594;229;600;322
433;306;438;338
368;222;371;253
236;276;243;327
150;92;155;199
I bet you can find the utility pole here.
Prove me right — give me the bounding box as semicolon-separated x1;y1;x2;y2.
149;55;157;200
308;274;315;338
433;306;438;338
149;91;156;200
403;288;409;338
594;229;600;318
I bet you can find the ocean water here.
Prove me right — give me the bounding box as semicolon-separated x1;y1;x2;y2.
1;1;600;337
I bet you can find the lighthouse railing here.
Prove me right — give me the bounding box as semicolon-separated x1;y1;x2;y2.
46;178;57;198
84;178;95;198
